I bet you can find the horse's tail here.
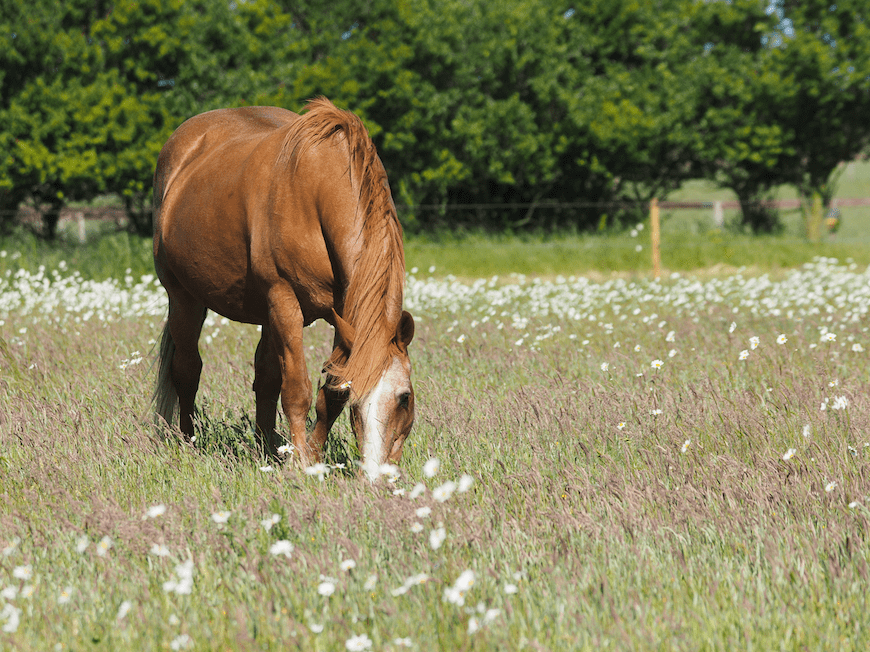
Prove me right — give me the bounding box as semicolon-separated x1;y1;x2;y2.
152;320;178;428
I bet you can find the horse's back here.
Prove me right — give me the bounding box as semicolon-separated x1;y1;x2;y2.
154;106;297;203
154;107;304;322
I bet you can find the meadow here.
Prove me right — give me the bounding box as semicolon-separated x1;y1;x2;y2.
1;245;869;651
2;173;870;652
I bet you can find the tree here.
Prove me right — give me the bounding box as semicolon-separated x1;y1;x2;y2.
769;1;870;223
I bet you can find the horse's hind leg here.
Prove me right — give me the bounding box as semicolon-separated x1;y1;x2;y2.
167;292;207;437
253;323;283;454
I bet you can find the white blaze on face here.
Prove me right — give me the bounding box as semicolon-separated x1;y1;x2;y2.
359;357;409;479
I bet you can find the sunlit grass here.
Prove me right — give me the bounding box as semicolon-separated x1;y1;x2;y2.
2;254;870;649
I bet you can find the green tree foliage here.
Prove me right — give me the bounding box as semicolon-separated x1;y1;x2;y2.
1;0;868;236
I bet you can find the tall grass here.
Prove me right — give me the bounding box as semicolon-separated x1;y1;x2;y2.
1;255;869;650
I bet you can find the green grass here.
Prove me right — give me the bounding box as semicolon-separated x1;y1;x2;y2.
2;253;870;650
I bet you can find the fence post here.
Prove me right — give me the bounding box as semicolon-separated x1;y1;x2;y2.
650;198;661;279
713;200;723;227
806;192;822;242
76;211;86;244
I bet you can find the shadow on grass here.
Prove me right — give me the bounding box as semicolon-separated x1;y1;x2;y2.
157;401;358;475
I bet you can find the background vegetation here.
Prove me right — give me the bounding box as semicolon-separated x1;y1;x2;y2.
1;0;869;237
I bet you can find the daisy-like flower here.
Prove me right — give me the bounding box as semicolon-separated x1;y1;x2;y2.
822;332;836;342
259;465;274;473
144;504;167;519
345;633;373;651
390;573;429;597
681;439;691;454
96;536;113;557
668;349;677;358
423;458;440;478
394;638;412;648
12;564;32;581
116;600;132;620
429;527;446;550
409;483;426;499
651;359;664;369
782;448;796;461
457;334;466;343
825;481;837;493
650;408;662;416
432;481;457;503
309;623;324;634
831;396;848;410
2;537;20;557
415;506;431;519
600;362;609;372
211;511;231;524
150;543;170;557
339;381;352;390
443;569;475;606
269;540;294;558
277;444;293;456
468;617;481;635
1;604;22;633
802;424;812;438
749;336;760;350
261;514;280;532
363;574;378;590
317;580;336;597
828;379;839;387
738;349;749;360
340;559;357;572
504;583;519;594
457;474;474;493
163;559;194;595
852;343;864;352
729;321;737;334
410;522;424;533
170;634;193;651
665;330;675;342
304;463;330;481
58;587;73;605
777;334;788;345
634;344;642;352
616;422;626;430
848;501;860;509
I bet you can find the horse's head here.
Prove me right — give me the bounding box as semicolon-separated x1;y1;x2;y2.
334;310;415;476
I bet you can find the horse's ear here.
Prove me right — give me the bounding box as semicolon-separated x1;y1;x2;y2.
332;309;356;352
397;310;415;349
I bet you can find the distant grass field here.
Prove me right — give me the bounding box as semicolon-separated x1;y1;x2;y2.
7;160;868;281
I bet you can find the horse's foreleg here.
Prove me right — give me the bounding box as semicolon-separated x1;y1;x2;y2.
310;340;350;452
167;296;207;438
253;324;282;453
265;289;313;463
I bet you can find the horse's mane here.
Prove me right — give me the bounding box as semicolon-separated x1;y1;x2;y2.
279;98;406;401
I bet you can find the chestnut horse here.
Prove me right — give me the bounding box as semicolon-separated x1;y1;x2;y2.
152;98;415;470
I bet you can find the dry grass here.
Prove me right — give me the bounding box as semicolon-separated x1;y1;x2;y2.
1;258;869;650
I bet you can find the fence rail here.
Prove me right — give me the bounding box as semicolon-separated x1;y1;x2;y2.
3;197;870;220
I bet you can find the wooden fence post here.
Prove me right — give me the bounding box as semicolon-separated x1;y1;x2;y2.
807;192;822;243
75;211;86;244
650;198;661;279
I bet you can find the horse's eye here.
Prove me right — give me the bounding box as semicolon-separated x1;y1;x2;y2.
397;392;411;408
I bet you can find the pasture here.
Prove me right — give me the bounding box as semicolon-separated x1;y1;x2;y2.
1;249;869;650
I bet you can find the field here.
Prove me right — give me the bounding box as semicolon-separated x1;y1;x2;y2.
4;155;870;650
1;233;869;650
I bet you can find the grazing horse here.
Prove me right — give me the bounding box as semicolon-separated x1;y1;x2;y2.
152;98;415;470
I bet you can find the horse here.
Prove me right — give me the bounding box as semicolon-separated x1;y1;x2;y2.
151;98;415;472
